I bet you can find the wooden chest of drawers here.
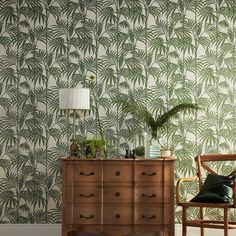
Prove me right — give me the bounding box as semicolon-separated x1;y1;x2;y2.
61;158;175;236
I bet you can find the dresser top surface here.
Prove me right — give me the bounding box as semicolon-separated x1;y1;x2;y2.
61;157;177;162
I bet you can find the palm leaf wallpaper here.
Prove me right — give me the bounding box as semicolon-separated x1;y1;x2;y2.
0;0;236;224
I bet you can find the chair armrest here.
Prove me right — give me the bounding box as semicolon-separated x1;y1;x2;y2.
233;179;236;207
176;175;198;205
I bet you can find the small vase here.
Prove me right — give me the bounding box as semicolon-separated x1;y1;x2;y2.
148;138;160;158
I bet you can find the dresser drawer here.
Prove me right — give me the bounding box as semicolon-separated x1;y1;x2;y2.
135;162;171;184
66;163;101;183
103;161;132;183
66;206;101;225
103;186;132;203
103;207;132;225
135;186;170;204
135;206;170;225
66;186;101;203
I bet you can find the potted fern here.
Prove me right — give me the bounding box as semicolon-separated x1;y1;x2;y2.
117;98;199;158
79;137;106;158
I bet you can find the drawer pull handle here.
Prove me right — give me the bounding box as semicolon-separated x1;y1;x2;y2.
115;192;120;197
142;193;156;198
115;214;120;218
115;171;121;176
80;193;94;198
142;214;156;219
80;214;94;219
80;171;94;176
142;172;156;176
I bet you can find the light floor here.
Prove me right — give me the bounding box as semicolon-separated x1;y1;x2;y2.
0;224;235;236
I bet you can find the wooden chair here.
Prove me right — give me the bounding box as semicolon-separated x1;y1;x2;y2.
176;154;236;236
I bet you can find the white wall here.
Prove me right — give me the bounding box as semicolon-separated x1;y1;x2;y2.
0;224;235;236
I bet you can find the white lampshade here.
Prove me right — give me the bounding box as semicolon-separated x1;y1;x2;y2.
59;88;90;110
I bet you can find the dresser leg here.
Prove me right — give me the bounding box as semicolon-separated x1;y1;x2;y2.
61;227;67;236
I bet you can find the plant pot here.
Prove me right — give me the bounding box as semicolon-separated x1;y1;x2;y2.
160;149;172;157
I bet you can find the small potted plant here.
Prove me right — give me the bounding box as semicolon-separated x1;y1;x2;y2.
79;137;107;158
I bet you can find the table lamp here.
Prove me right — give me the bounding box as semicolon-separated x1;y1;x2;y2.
59;88;90;157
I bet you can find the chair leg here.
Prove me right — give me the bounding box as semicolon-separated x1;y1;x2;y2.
182;206;187;236
200;207;204;236
224;207;229;236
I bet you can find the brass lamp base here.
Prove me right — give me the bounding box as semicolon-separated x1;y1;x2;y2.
70;139;78;157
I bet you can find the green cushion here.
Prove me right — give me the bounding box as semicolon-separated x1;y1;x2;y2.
190;173;235;203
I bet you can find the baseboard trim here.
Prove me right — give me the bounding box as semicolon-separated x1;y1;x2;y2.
0;224;235;236
0;224;61;236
